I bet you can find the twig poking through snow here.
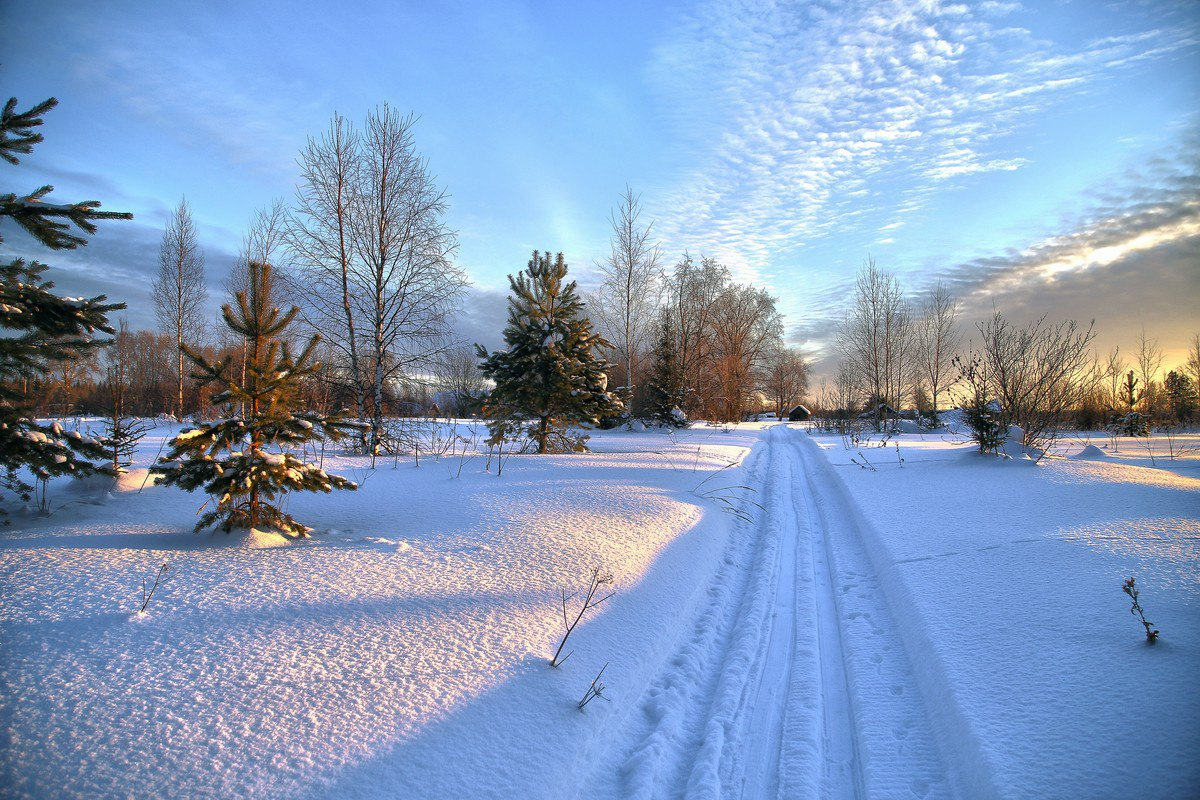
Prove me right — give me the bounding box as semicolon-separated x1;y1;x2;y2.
551;567;615;668
1122;577;1159;642
578;662;610;710
138;561;170;615
850;451;877;471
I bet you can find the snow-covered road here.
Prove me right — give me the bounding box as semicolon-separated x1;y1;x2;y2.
592;425;954;799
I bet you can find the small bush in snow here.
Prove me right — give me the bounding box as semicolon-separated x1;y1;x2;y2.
1110;410;1150;439
551;567;616;668
578;662;610;711
953;354;1007;454
1122;577;1159;642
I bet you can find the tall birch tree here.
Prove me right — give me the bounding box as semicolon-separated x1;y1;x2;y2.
593;187;661;414
287;114;366;420
350;106;464;454
152;197;206;418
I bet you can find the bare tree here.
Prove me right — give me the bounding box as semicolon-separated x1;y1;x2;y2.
351;106;466;454
813;360;859;432
592;186;662;413
914;282;959;420
152;197;206;418
287;113;367;420
664;253;729;417
762;345;809;419
1135;325;1164;419
1185;333;1200;408
837;258;911;426
709;283;782;421
237;200;289;284
434;344;487;415
1104;346;1126;410
976;310;1097;449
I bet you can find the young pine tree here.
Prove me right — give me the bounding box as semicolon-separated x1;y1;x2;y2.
953;354;1006;454
102;321;147;472
155;261;360;535
645;311;688;427
1113;369;1150;437
477;251;623;454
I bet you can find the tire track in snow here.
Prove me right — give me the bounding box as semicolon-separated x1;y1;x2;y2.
789;430;867;799
733;437;806;799
602;435;779;799
787;430;954;799
597;426;954;798
724;423;866;799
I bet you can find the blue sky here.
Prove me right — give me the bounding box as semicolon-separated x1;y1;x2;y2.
2;0;1197;373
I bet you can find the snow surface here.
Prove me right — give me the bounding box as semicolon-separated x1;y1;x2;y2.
1;421;1197;798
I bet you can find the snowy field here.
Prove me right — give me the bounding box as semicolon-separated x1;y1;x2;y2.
1;420;1197;798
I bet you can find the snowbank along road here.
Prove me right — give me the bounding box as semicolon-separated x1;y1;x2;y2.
591;424;959;799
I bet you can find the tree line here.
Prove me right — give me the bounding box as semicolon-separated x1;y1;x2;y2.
3;100;808;457
821;258;1200;447
6;94;1196;474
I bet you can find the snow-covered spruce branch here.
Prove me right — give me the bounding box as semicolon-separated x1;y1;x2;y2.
550;567;615;668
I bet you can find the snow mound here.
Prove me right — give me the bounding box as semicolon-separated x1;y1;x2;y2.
997;425;1042;462
62;473;117;503
115;468;158;492
243;528;293;549
1071;444;1109;460
203;527;295;549
953;425;1042;464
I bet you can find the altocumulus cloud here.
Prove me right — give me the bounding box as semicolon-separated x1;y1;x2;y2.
645;0;1197;285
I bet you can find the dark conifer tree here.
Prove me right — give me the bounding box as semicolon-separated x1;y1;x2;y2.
1164;370;1196;424
477;251;622;454
645;311;688;427
1;260;125;504
1;97;129;511
155;261;360;535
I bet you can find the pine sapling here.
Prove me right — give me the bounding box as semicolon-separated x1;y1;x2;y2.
578;662;610;711
551;567;615;668
105;416;148;473
1122;577;1159;642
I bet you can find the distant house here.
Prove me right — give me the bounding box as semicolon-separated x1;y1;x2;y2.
858;402;900;420
787;404;811;421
